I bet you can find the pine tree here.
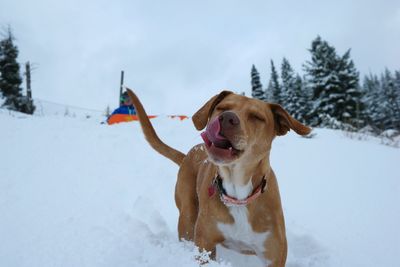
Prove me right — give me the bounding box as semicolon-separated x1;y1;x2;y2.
289;75;309;123
280;57;296;109
304;36;362;128
265;79;272;102
336;50;363;127
0;28;22;106
303;36;338;126
251;65;265;101
266;60;281;104
380;69;400;130
0;27;34;114
279;58;310;122
0;29;21;108
362;73;382;131
393;70;400;130
395;70;400;92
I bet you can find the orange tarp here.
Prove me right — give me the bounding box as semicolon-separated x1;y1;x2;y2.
107;114;157;125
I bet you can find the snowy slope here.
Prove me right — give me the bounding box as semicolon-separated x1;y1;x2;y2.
1;110;399;267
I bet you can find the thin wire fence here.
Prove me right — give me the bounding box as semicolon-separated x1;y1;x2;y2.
33;98;106;118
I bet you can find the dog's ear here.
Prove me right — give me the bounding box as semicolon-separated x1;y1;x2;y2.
269;103;311;136
192;91;233;130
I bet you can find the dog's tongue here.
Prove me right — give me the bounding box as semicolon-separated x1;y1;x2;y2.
208;117;225;141
201;117;226;144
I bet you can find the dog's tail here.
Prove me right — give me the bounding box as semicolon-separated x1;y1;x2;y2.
126;88;185;166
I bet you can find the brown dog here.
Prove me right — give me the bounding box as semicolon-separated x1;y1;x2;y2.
126;88;311;266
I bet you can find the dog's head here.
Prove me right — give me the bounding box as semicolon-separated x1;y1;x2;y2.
193;91;311;165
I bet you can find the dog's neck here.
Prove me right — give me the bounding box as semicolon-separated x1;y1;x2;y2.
217;157;270;201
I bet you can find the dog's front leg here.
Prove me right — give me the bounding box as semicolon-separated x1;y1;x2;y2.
194;218;221;262
262;234;287;267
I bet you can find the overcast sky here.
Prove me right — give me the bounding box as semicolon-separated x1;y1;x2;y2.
1;0;399;114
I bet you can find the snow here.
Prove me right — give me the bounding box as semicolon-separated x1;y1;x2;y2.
1;110;399;267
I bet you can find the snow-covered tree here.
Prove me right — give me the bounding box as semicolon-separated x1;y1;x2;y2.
395;70;400;123
288;75;310;123
380;69;400;130
390;70;400;130
251;65;265;101
0;28;35;114
0;28;22;101
280;57;296;109
303;36;337;126
0;27;34;114
361;69;400;132
304;36;362;128
266;60;281;104
362;73;382;131
336;50;363;127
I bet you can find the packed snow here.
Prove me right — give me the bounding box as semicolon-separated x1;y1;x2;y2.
1;109;399;267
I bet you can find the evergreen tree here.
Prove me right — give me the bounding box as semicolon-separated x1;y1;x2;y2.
303;36;338;126
336;50;363;127
395;70;400;92
251;64;265;101
0;28;22;106
288;75;309;123
0;27;34;114
265;80;273;101
279;58;312;122
380;69;400;130
362;73;382;131
266;60;281;104
280;57;296;109
362;70;400;132
304;36;362;128
392;70;400;130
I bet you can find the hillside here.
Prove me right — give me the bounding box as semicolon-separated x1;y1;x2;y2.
1;110;399;267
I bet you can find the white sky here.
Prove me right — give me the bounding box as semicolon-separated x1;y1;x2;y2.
1;0;399;114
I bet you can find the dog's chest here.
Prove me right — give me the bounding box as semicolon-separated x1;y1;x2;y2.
217;206;270;255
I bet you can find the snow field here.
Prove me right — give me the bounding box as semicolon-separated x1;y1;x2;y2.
0;111;399;266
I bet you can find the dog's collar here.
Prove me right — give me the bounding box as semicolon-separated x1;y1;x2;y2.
208;174;267;207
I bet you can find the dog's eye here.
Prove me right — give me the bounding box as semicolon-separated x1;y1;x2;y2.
250;113;265;122
216;105;230;112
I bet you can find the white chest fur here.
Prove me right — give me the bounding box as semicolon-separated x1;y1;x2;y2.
217;206;270;263
217;176;270;264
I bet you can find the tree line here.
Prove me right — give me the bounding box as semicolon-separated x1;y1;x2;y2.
1;28;399;133
251;36;400;134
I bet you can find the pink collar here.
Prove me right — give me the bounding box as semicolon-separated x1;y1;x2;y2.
208;174;267;207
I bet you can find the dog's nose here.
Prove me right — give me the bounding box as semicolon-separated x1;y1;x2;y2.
219;111;240;130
